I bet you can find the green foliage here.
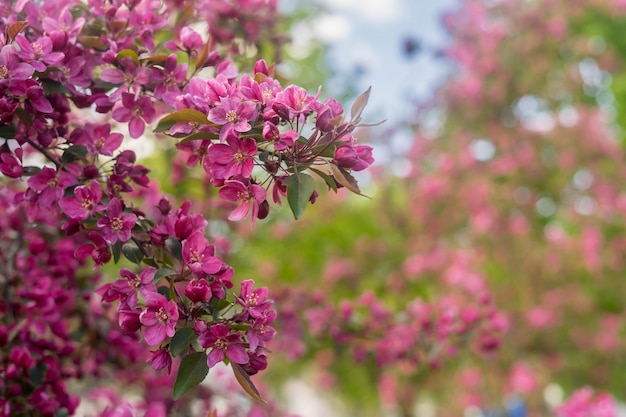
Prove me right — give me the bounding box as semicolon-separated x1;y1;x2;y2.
172;351;209;400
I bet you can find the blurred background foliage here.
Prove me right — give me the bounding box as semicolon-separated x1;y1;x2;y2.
211;0;626;416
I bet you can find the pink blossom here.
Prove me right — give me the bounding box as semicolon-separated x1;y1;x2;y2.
208;97;258;142
112;93;156;139
197;324;248;368
74;231;111;269
181;231;223;276
139;292;179;346
0;45;35;88
27;167;76;207
218;179;266;227
237;279;272;319
14;34;64;72
59;181;104;220
96;198;137;244
274;84;321;116
205;136;257;180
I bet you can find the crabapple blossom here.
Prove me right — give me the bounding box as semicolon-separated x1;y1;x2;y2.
139;292;179;346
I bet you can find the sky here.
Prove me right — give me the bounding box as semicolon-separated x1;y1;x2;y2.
281;0;460;176
284;0;459;121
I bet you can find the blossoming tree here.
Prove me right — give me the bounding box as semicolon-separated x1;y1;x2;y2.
0;0;375;416
228;0;626;416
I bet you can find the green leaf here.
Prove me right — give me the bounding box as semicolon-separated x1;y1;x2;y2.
116;49;140;65
142;257;158;267
283;173;316;220
230;323;252;331
40;79;69;94
155;109;217;133
164;237;183;261
60;145;88;164
170;328;198;357
55;409;70;417
309;167;338;192
112;241;122;264
29;361;47;386
77;35;107;50
21;166;42;177
153;267;177;284
0;125;16;139
172;351;209;400
177;131;220;144
122;241;144;264
231;363;266;403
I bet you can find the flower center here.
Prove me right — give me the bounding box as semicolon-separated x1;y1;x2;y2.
262;88;272;101
94;136;105;150
214;338;227;350
111;216;124;231
33;42;43;59
81;198;94;210
233;152;245;162
0;65;8;79
156;307;168;322
246;293;259;306
47;178;58;188
129;274;141;289
225;109;238;123
189;250;203;264
132;107;143;118
236;190;251;202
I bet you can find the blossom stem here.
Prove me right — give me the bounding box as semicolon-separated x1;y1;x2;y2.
25;138;60;170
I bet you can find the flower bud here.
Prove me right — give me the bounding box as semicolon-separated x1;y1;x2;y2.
148;348;172;373
185;279;212;303
333;146;358;169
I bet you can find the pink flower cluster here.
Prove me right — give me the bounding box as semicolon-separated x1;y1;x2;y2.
0;0;375;415
556;388;616;417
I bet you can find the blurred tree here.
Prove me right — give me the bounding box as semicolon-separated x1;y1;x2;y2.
229;0;626;416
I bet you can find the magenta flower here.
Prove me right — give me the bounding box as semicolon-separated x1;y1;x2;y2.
274;129;298;151
42;9;85;43
181;231;223;276
104;267;158;307
334;144;375;171
139;292;179;346
27;167;76;207
0;45;35;88
205;135;257;180
208;97;258;142
197;324;248;368
74;231;111;269
112;93;156;139
218;179;266;227
0;146;23;178
274;84;321;116
185;278;212;304
71;123;124;156
96;198;137;244
118;302;142;334
59;181;103;220
153;54;188;100
247;310;277;351
147;348;172;373
14;34;64;72
100;57;152;101
237;279;272;319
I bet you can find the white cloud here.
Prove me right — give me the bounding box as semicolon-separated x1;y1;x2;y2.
310;13;352;43
316;0;403;22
